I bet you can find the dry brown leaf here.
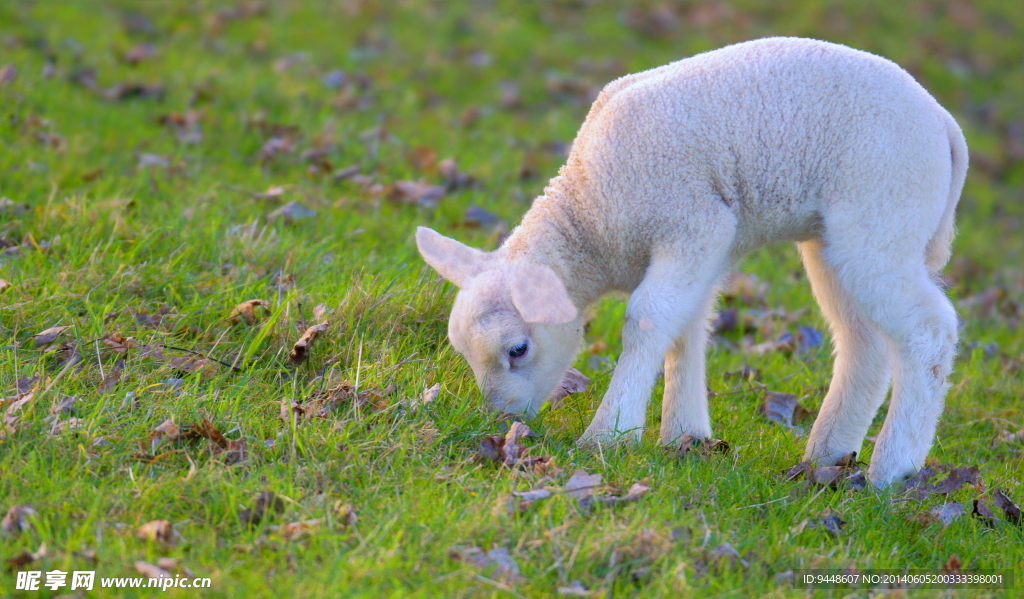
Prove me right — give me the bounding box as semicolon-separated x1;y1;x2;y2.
99;360;125;394
333;502;358;527
994;489;1022;526
548;366;590;408
276;518;323;540
418;383;441;407
972;499;997;526
286;382;395;420
565;469;603;501
102;332;136;354
1;505;38;536
136;519;177;544
135;560;172;579
268;200;316;222
759;391;815;430
476;421;539;467
389;180;446;208
289;322;329;364
33;325;71;349
0;278;11;293
149;418;180;452
449;546;525;584
230;299;270;325
497;488;553;516
675;434;731;458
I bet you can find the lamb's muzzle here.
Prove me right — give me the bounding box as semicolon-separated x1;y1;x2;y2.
416;37;968;489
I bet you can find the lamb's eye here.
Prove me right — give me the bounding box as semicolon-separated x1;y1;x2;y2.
508;343;528;358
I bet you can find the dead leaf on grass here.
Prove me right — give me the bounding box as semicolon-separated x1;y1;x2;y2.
136;519;178;545
102;332;136;354
1;505;38;537
449;546;525;584
496;488;553;516
33;325;71;350
268;200;316;222
135;560;172;579
477;421;540;467
972;498;998;526
993;489;1022;526
548;366;589;408
274;518;323;540
230;299;271;325
239;491;285;527
284;382;396;421
417;383;440;407
0;278;11;293
289;322;329;364
149;418;180;452
675;434;731;458
759;391;815;431
6;543;46;571
565;469;603;501
389;180;446;208
929;503;966;526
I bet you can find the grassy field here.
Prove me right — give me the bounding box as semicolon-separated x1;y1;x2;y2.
1;1;1022;597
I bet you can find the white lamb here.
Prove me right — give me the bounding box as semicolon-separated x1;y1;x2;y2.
416;37;968;488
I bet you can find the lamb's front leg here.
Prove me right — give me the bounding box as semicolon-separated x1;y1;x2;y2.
660;300;716;444
580;252;728;446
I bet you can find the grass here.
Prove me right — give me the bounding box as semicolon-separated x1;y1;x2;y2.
1;1;1022;597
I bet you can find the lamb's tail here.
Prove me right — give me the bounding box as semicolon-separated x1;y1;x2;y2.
925;111;969;274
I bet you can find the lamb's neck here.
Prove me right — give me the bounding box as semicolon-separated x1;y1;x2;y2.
502;182;609;310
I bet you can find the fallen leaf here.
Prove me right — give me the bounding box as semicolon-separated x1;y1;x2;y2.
449;546;525;584
476;421;539;467
497;488;553;516
548;366;590;408
253;185;286;201
565;469;603;501
0;278;11;293
993;489;1022;526
463;205;502;231
136;519;177;544
705;542;749;569
48;417;84;435
33;325;71;350
135;560;171;579
102;332;136;353
438;158;474;189
972;499;998;526
930;466;981;495
389;180;445;208
286;382;395;420
123;43;158;65
239;491;285;527
821;510;847;536
418;383;440;406
759;391;814;430
149;418;180;452
1;505;38;536
289;322;329;364
675;434;731;458
230;299;270;325
275;518;323;540
268;200;316;222
929;502;966;526
6;543;46;571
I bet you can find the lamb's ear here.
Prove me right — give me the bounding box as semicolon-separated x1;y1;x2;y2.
510;262;577;324
415;226;490;287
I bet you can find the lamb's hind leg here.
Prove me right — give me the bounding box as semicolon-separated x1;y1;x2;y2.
810;242;957;487
799;239;892;465
659;293;719;444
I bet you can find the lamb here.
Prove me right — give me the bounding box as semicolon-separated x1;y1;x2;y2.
416;37;968;488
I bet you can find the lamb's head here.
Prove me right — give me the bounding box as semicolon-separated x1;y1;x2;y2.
416;227;582;416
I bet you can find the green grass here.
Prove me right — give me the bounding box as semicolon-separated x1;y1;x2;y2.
1;1;1022;597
